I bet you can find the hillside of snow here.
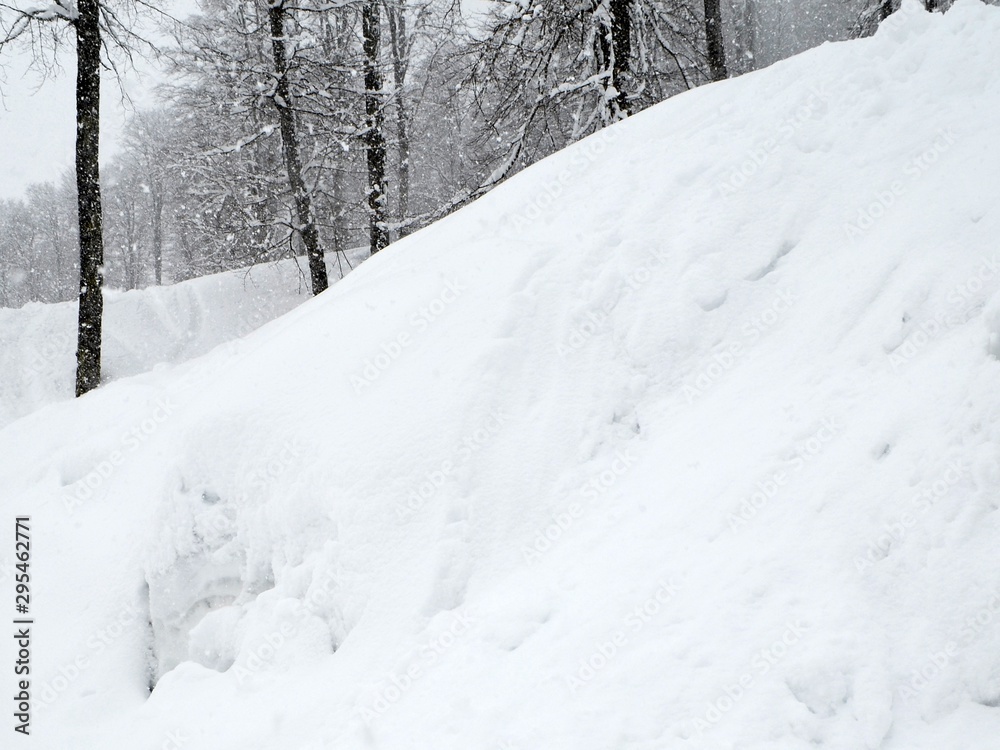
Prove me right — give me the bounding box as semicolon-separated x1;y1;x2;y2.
4;2;1000;748
0;250;362;429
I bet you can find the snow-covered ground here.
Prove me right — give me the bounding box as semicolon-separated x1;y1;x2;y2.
3;2;1000;748
0;250;362;429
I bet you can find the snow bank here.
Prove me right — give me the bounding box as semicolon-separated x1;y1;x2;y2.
0;251;361;429
3;2;1000;748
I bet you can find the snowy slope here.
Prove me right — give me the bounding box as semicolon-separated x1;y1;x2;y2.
4;2;1000;748
0;251;362;429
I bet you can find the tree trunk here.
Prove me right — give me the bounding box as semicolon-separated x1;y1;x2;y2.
179;227;194;281
704;0;727;82
74;0;104;397
152;187;163;285
363;0;389;254
732;0;757;73
125;198;139;290
610;0;630;116
268;1;329;295
597;0;631;121
387;6;411;240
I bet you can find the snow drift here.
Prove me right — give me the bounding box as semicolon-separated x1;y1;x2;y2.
0;251;361;429
4;2;1000;748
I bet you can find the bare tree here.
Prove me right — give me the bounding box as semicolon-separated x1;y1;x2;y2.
362;0;389;254
73;0;103;393
104;160;148;290
1;0;149;395
704;0;727;81
164;0;361;279
120;110;173;285
597;0;633;120
26;180;77;301
268;0;329;293
386;0;411;238
457;0;706;203
729;0;756;72
852;0;896;37
0;198;40;306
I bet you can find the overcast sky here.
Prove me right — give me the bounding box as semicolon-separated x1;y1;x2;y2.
0;1;198;201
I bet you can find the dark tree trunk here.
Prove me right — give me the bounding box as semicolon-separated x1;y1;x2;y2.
704;0;727;82
609;0;631;115
387;7;410;240
596;0;632;120
363;0;389;254
152;187;163;285
74;0;104;397
268;2;329;295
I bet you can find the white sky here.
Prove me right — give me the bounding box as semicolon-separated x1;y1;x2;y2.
0;1;199;201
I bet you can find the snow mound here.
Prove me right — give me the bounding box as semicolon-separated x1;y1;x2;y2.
4;2;1000;748
0;251;361;429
